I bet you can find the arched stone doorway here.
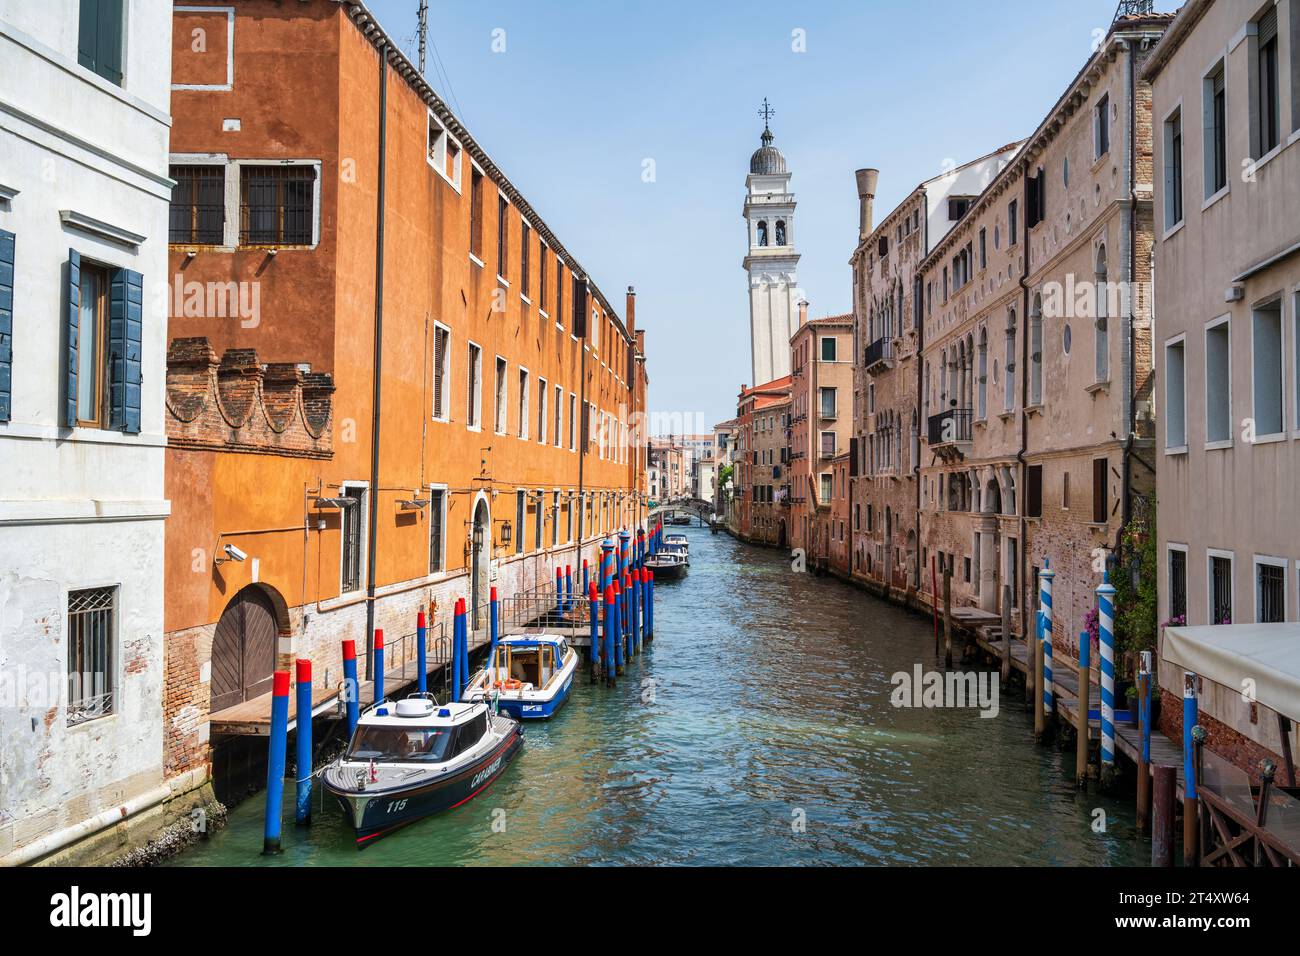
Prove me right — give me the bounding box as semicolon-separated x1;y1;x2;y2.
210;584;285;712
471;495;491;629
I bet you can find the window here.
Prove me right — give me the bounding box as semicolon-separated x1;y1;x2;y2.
77;0;123;85
470;168;484;260
775;220;786;245
428;488;446;573
539;244;548;312
1163;109;1183;230
341;485;367;594
1256;558;1286;623
517;367;529;439
74;262;109;426
1165;337;1187;448
537;377;547;444
494;358;508;434
1092;457;1109;524
1204;62;1227;197
67;585;116;724
1205;318;1231;444
820;431;836;457
1026;465;1043;518
1094;244;1109;383
1167;547;1187;623
568;393;576;451
1094;93;1110;158
978;228;987;270
819;473;832;504
169;165;225;244
520;222;531;298
426;114;461;187
240;165;315;245
820;337;837;362
566;492;574;542
1029;294;1043;405
553;385;562;447
1210;553;1233;624
1252;300;1284;437
820;387;837;418
515;490;526;554
976;329;988;419
533;493;542;552
757;220;768;246
1062;472;1071;509
432;324;450;421
948;197;971;220
1004;309;1017;412
555;260;565;330
1254;7;1281;156
1008;199;1018;246
552;491;561;547
466;343;482;428
497;195;509;279
1026;168;1045;228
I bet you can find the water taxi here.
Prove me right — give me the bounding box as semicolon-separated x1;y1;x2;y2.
464;633;578;719
645;550;688;579
322;696;522;848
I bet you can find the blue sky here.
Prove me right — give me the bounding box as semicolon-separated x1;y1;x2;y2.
366;0;1136;429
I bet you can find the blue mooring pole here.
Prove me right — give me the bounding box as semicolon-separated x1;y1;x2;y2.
263;670;290;854
1183;672;1198;801
461;597;471;690
489;586;499;679
630;568;640;654
646;569;654;640
294;659;312;826
452;598;464;702
342;639;360;738
582;558;589;595
555;566;564;614
603;584;616;687
1039;561;1054;720
1097;570;1118;783
373;628;385;705
416;611;428;695
613;582;624;674
565;564;573;614
589;583;600;675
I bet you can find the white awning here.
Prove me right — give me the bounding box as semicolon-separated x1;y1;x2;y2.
1163;623;1300;722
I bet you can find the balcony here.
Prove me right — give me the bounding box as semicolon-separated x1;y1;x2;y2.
927;408;973;460
863;336;894;372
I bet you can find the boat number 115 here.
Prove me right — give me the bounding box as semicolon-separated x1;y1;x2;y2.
386;800;408;813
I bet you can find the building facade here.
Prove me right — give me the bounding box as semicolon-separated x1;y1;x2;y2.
743;117;800;385
160;0;647;801
0;0;177;865
733;377;791;545
1146;0;1300;774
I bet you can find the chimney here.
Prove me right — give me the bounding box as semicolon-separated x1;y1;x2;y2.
798;299;809;328
855;168;879;240
626;285;636;333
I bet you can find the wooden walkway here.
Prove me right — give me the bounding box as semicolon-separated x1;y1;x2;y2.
209;629;493;737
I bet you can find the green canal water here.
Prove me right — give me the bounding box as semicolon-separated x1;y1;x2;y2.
171;526;1146;866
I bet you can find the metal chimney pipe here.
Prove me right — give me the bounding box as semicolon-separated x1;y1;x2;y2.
855;168;879;240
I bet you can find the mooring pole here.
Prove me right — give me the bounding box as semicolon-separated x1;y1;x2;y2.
263;670;290;854
930;556;940;660
582;558;589;596
565;564;573;615
629;569;640;654
1136;649;1152;830
416;611;428;695
1000;586;1012;685
1183;671;1199;866
451;602;463;703
1152;763;1176;867
373;628;385;705
613;581;624;675
1097;571;1117;787
589;583;601;678
555;566;564;614
294;659;313;826
341;639;360;738
942;561;953;669
603;584;617;688
489;586;499;680
646;569;654;641
1076;630;1090;788
1039;561;1054;734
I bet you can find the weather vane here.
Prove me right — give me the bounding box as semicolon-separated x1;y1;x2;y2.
758;98;775;132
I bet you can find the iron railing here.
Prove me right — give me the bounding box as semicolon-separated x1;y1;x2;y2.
864;336;894;371
927;408;972;445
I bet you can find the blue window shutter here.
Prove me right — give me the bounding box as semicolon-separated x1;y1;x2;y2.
0;229;13;422
64;249;80;427
108;267;142;434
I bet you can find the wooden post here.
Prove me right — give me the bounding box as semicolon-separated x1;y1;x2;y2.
942;563;953;669
930;556;940;660
1076;630;1090;788
1151;764;1176;867
999;586;1011;685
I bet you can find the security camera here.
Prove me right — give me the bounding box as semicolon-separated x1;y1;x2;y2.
223;544;248;562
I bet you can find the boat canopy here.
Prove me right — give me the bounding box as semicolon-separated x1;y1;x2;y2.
1164;623;1300;722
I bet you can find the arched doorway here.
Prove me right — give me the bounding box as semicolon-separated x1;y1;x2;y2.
471;496;491;629
210;585;280;712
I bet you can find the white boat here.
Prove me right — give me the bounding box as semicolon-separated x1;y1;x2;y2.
662;532;689;563
645;550;687;579
464;634;578;719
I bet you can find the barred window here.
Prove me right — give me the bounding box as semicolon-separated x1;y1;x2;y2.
341;486;366;594
240;165;315;245
68;586;116;725
1257;562;1285;624
1168;549;1187;623
1211;555;1233;625
429;489;446;573
170;164;225;244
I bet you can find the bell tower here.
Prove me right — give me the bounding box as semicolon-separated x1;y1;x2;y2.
742;100;799;385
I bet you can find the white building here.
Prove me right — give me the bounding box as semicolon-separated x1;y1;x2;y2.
743;110;800;385
0;0;174;865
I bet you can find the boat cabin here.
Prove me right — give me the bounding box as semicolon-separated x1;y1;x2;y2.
344;700;488;765
488;637;570;690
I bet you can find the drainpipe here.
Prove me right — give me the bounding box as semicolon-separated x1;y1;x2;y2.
364;41;390;677
1120;36;1139;539
1017;160;1032;643
574;278;590;570
916;188;928;592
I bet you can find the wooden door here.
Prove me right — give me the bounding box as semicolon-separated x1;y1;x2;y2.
210;586;278;713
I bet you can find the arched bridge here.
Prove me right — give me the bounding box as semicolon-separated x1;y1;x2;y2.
648;498;715;526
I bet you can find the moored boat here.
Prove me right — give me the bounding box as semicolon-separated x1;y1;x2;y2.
645;550;687;579
464;634;578;719
322;696;522;848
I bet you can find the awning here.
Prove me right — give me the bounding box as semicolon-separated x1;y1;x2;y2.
1164;623;1300;722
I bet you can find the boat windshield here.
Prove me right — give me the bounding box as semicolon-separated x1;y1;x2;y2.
345;725;455;763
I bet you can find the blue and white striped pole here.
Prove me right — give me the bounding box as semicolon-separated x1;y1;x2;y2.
1039;561;1054;718
1097;570;1117;773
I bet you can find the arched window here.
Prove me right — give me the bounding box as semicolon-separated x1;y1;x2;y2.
1095;244;1109;383
756;220;768;247
775;220;786;245
1004;308;1017;412
1030;293;1043;406
977;327;988;419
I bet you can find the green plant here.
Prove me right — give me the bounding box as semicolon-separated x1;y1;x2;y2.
1112;503;1158;656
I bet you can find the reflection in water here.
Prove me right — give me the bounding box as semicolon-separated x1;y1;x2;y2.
172;526;1144;866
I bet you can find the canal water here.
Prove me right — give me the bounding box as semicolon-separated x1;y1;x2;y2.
172;525;1146;866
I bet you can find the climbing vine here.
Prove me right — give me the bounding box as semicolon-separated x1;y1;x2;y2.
1111;502;1158;656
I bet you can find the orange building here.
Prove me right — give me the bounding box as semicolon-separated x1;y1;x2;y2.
162;1;647;796
732;377;792;547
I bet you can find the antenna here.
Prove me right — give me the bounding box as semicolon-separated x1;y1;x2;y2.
1113;0;1154;19
417;0;429;74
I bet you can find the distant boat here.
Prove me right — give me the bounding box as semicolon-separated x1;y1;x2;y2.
662;532;689;563
671;514;692;525
646;550;687;579
464;634;578;720
323;696;522;848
